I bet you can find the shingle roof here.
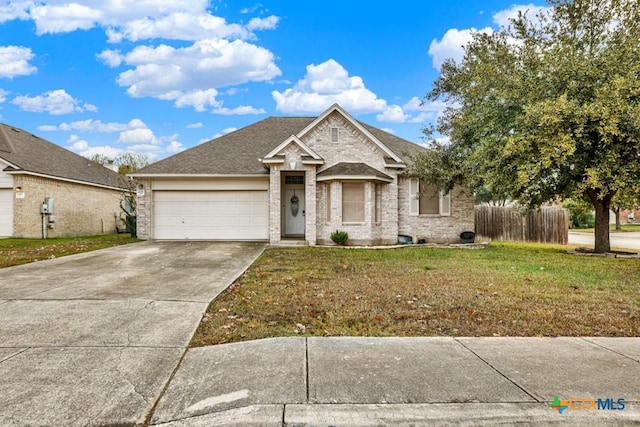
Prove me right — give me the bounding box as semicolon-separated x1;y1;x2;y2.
317;162;393;182
133;114;426;176
0;123;124;189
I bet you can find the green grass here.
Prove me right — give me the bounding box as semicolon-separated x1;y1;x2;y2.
571;223;640;233
191;242;640;346
0;234;140;268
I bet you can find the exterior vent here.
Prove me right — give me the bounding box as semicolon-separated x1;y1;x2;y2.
330;127;339;143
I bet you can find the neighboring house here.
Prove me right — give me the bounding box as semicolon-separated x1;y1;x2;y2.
132;104;474;245
0;123;126;238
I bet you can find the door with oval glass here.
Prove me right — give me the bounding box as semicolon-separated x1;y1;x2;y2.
284;188;305;235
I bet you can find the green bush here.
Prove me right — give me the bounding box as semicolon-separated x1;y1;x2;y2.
563;198;595;228
330;230;349;245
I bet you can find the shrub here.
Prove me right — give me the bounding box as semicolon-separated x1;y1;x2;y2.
330;230;349;245
563;198;595;228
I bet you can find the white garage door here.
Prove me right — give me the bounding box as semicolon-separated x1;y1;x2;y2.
0;189;13;237
153;191;268;240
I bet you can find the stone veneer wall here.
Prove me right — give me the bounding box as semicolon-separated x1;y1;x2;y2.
12;175;123;238
397;177;475;243
135;178;152;240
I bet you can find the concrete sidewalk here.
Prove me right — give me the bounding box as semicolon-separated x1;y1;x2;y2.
150;336;640;426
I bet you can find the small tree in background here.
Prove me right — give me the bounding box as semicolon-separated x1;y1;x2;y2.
90;153;152;237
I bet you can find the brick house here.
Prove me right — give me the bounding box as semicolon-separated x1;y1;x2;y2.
132;104;474;245
0;123;126;238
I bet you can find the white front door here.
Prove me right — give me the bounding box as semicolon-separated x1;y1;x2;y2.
284;189;305;236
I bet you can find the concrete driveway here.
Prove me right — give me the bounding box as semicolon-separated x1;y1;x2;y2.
0;241;265;427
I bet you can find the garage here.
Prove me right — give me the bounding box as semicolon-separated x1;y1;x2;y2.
153;190;268;240
0;188;12;237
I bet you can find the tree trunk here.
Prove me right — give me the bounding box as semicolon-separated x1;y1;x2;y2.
588;190;612;253
615;206;621;231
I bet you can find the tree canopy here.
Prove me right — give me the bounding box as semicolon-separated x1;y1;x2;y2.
410;0;640;253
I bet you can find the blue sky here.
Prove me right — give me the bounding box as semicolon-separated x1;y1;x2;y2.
0;1;546;161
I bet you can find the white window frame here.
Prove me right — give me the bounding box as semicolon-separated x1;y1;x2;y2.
409;178;451;216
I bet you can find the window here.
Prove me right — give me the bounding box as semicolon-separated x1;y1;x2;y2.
330;127;339;143
284;175;304;185
409;179;451;216
342;183;365;223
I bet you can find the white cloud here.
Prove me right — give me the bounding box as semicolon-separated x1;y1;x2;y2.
376;105;409;123
212;105;265;115
381;128;396;134
106;13;249;43
81;146;124;158
403;97;449;123
0;45;37;78
117;127;156;144
0;88;7;103
112;38;280;108
4;1;278;43
272;59;387;115
186;122;203;128
0;1;31;24
428;4;550;71
53;118;136;132
428;27;493;70
158;89;221;112
67;134;88;151
166;140;184;153
97;49;123;67
12;89;93;115
128;143;162;153
247;16;279;31
493;4;549;28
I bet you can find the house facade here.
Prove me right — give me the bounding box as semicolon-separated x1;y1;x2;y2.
0;123;126;238
132;104;474;245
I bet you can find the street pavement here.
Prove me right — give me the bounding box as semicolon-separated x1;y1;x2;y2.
1;241;639;426
569;231;640;251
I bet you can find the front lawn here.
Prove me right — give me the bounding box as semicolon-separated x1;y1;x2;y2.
191;243;640;346
0;234;139;268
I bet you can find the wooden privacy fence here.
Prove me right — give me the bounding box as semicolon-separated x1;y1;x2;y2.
474;205;569;244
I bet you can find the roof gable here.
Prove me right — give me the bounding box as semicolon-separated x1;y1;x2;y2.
263;135;322;161
0;123;124;189
296;104;403;163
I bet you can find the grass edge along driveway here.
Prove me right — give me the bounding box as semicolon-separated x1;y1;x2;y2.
192;242;640;346
0;234;139;268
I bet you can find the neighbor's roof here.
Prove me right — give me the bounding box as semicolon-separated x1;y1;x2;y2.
133;115;426;176
0;123;125;189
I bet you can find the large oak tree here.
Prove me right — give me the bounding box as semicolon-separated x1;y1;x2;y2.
413;0;640;253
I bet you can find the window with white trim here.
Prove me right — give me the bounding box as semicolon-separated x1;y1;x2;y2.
409;179;451;216
342;182;365;223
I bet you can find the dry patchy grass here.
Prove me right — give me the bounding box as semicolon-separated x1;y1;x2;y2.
0;234;139;268
191;243;640;346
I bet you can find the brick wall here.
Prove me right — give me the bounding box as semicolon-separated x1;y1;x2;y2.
398;177;475;243
13;175;124;238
